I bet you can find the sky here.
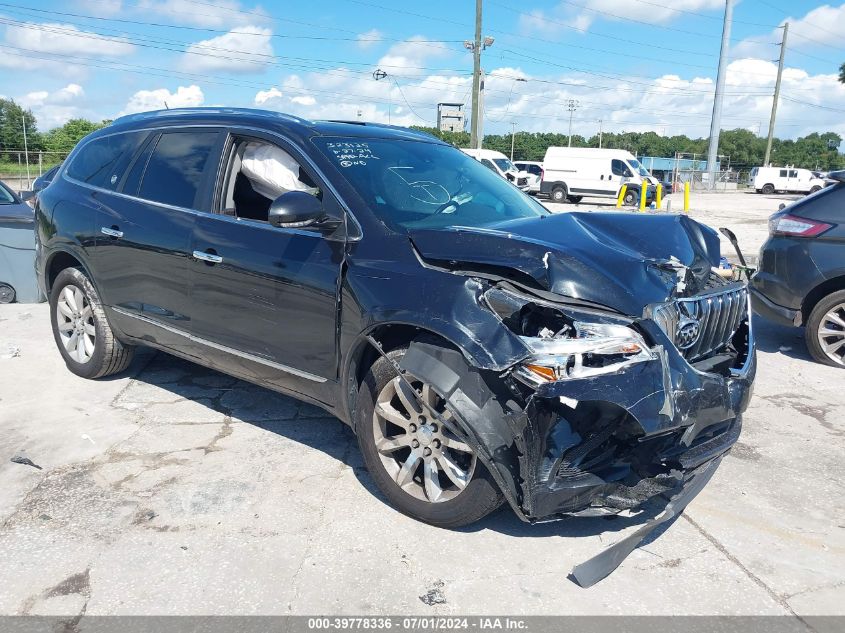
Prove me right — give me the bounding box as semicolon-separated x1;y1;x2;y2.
0;0;844;144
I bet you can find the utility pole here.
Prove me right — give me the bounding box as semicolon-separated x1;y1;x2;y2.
706;0;733;190
469;0;483;149
764;22;788;166
566;99;579;147
21;115;31;184
510;122;516;160
598;119;603;148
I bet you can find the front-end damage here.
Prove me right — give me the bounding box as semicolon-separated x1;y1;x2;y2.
384;213;756;585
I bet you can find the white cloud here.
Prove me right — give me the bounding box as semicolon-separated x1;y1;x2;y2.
13;84;89;129
255;87;283;105
135;0;268;28
356;29;383;49
291;95;316;106
120;85;204;115
3;22;135;57
180;26;273;73
733;3;845;63
519;0;723;35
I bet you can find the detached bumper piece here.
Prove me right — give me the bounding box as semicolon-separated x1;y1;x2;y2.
400;316;754;586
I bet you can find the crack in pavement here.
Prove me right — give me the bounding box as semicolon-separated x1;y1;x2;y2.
682;514;818;630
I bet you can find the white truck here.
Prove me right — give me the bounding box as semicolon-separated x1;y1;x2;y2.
540;147;658;205
748;166;825;195
461;148;532;191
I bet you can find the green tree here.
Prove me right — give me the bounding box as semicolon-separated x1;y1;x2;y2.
42;118;107;154
840;62;845;83
0;98;39;160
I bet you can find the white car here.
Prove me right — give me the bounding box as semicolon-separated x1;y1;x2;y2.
748;166;825;195
514;161;542;194
461;148;532;191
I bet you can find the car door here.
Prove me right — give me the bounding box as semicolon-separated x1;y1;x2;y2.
91;128;223;351
187;130;345;395
609;159;632;195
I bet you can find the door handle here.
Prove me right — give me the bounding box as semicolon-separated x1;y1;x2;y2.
100;227;123;238
193;250;223;264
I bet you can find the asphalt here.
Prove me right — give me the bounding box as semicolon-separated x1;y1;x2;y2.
0;190;842;615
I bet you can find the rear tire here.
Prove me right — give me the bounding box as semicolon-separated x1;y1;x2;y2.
355;347;504;528
761;183;775;194
50;267;135;379
805;291;845;368
550;186;566;203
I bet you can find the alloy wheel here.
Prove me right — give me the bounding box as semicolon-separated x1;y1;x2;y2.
817;302;845;366
372;376;477;503
55;285;96;364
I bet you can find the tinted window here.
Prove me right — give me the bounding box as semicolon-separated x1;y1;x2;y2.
789;170;798;178
780;170;788;177
611;159;630;177
138;131;218;209
480;159;498;173
121;137;156;197
67;132;144;190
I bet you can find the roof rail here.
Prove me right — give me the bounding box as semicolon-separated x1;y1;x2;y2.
111;107;312;127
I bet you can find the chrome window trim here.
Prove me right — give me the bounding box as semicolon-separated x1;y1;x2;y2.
62;122;363;241
110;306;328;383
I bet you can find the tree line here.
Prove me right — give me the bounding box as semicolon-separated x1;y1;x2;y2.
3;95;843;171
413;126;844;171
0;98;109;161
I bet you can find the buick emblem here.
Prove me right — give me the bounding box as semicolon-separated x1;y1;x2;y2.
676;318;701;349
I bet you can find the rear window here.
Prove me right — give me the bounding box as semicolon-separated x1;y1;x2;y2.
67;132;145;190
789;183;845;222
137;131;219;209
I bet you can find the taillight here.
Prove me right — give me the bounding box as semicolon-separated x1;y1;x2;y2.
540;168;545;182
769;214;833;237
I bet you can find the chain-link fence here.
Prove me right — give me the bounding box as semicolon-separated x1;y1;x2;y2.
674;169;742;192
0;150;69;194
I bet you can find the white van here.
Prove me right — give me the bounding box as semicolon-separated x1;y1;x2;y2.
461;148;531;191
541;147;658;204
748;166;825;194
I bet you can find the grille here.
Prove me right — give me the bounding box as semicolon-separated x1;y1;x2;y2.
677;284;748;362
651;283;749;363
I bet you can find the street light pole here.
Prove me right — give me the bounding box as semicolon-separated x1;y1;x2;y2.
706;0;734;190
510;122;516;160
764;22;788;166
566;99;578;147
469;0;483;149
598;119;603;148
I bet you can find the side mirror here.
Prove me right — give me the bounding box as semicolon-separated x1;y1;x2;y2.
268;191;334;229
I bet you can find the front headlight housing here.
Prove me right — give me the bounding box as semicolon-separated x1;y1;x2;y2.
517;322;655;384
482;287;655;385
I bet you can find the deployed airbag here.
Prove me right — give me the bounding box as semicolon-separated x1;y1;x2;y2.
241;142;313;200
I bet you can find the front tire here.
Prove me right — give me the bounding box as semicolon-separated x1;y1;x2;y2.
50;267;135;379
623;189;637;206
567;195;583;204
355;348;504;528
805;291;845;368
810;186;822;194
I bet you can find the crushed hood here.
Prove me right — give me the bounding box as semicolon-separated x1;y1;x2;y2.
409;212;721;316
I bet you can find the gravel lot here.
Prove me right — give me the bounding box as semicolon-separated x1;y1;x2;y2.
0;190;842;616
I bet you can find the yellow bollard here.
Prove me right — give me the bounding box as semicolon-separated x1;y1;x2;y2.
683;181;690;212
616;184;627;209
656;183;662;210
639;179;647;212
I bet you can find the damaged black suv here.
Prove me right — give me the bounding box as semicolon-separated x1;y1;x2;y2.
35;108;755;532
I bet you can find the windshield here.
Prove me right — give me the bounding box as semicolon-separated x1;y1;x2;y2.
313;137;549;231
492;157;516;173
628;159;650;178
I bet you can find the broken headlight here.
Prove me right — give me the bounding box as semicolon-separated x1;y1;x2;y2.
483;286;655;385
517;322;655;384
